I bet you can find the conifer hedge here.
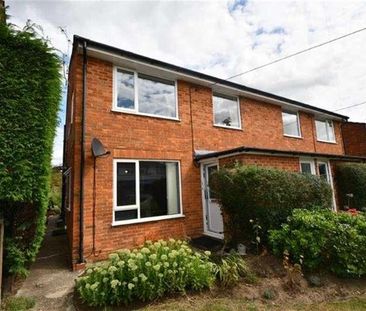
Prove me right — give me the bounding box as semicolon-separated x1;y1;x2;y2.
0;22;62;275
210;164;333;245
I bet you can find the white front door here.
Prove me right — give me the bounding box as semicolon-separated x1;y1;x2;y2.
202;163;224;239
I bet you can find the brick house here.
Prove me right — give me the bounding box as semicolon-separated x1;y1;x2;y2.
63;35;366;269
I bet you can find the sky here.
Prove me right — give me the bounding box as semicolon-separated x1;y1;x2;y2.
7;0;366;165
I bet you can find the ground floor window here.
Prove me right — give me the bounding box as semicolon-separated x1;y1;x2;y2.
113;159;181;224
318;161;331;183
300;159;316;175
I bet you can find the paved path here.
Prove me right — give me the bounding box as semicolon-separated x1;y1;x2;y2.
17;215;79;311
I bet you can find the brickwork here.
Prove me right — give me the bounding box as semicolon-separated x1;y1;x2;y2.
65;54;348;268
342;122;366;156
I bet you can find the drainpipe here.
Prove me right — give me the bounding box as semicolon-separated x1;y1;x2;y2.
79;40;87;264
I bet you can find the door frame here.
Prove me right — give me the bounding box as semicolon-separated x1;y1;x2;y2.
200;159;224;239
317;159;337;211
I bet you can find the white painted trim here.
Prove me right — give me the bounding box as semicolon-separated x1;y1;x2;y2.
113;159;183;225
315;119;336;144
200;160;224;240
212;93;242;130
317;160;337;211
282;110;302;138
112;66;179;121
87;47;345;121
284;134;303;139
299;158;316;175
112;214;185;227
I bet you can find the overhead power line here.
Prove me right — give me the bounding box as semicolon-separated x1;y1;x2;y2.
334;101;366;112
222;26;366;82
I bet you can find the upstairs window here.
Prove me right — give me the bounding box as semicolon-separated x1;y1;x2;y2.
213;94;241;129
282;110;301;137
315;119;335;142
114;68;177;119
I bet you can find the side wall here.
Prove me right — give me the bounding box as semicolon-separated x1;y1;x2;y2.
342;122;366;156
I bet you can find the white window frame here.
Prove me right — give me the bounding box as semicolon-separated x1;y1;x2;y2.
112;66;179;121
299;158;316;175
315;119;336;143
317;160;337;211
282;110;302;138
112;159;183;226
64;167;72;211
212;93;242;130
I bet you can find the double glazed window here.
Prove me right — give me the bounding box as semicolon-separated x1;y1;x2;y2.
213;94;241;129
315;120;335;142
114;160;181;224
115;68;177;119
282;111;301;137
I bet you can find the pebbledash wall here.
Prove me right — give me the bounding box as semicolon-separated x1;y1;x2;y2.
65;55;346;269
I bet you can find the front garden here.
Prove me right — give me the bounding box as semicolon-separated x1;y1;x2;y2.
75;163;366;309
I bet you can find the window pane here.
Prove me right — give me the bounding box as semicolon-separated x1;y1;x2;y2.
115;210;137;221
326;121;335;141
138;75;176;118
213;95;240;128
116;69;135;109
282;111;300;136
140;161;180;218
116;162;136;206
316;120;328;141
318;163;330;183
300;163;312;174
207;165;218;199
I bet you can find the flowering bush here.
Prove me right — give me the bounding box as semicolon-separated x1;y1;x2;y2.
76;239;215;306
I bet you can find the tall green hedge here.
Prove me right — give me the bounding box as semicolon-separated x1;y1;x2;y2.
210;164;333;244
0;22;61;275
335;163;366;211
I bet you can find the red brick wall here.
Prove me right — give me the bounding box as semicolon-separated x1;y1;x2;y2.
66;55;346;267
342;122;366;156
219;154;300;172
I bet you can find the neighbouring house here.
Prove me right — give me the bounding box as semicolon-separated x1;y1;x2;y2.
342;122;366;156
63;35;366;270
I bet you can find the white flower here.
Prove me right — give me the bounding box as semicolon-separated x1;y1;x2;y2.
90;282;99;291
145;261;152;267
110;279;120;289
133;277;138;283
141;247;150;254
149;254;157;260
204;251;211;256
139;273;148;282
128;283;135;290
108;266;117;273
153;264;161;271
161;254;168;261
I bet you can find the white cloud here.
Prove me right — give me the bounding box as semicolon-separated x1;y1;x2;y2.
7;0;366;164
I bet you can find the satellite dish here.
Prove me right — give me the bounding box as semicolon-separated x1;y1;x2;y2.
91;138;110;157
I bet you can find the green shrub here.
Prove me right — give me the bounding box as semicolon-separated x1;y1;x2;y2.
210;164;332;244
213;252;250;287
2;296;36;311
335;163;366;210
0;20;61;276
269;209;366;277
76;239;215;306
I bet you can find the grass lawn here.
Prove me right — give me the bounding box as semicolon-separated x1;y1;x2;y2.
141;296;366;311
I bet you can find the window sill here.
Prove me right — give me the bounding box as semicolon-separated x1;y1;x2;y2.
213;124;243;131
111;108;181;122
284;134;303;139
317;139;337;144
112;214;185;227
